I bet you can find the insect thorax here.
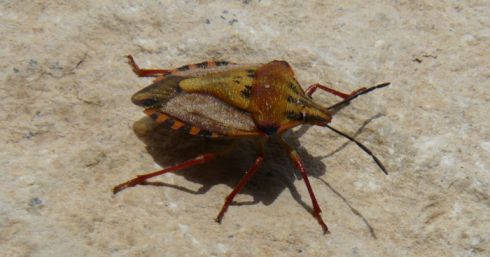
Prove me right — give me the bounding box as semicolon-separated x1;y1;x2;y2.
249;61;331;133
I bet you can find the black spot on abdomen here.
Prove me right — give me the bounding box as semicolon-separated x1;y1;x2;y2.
196;62;208;68
216;61;229;66
178;65;190;71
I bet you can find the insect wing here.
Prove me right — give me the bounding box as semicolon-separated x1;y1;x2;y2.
159;93;260;137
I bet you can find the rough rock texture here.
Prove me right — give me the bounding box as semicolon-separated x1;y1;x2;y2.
1;1;489;256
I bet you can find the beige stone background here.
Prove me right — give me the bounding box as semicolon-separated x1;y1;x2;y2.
1;1;489;256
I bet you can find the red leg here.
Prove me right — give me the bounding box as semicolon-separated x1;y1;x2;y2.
113;142;238;194
215;140;265;223
279;136;329;233
126;55;172;77
113;153;215;194
306;83;366;99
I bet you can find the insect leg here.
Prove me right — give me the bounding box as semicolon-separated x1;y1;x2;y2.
278;136;329;233
215;139;265;223
305;83;367;99
126;55;172;77
113;141;239;194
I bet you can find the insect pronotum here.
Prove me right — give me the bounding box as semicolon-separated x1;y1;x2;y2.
113;55;390;233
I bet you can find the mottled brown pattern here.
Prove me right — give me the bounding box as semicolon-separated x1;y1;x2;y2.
161;93;259;136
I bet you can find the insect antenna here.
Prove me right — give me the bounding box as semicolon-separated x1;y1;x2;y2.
325;125;388;175
328;82;390;114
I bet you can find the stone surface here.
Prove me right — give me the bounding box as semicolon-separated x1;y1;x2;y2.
1;1;489;256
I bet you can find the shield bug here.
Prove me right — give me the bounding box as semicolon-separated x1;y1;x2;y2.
113;55;390;233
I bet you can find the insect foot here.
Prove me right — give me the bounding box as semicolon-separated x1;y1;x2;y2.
315;212;330;234
112;175;147;194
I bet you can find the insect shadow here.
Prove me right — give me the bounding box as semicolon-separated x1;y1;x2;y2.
132;113;381;237
132;116;298;206
291;112;384;238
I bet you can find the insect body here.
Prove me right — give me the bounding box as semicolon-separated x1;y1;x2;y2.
114;55;390;233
